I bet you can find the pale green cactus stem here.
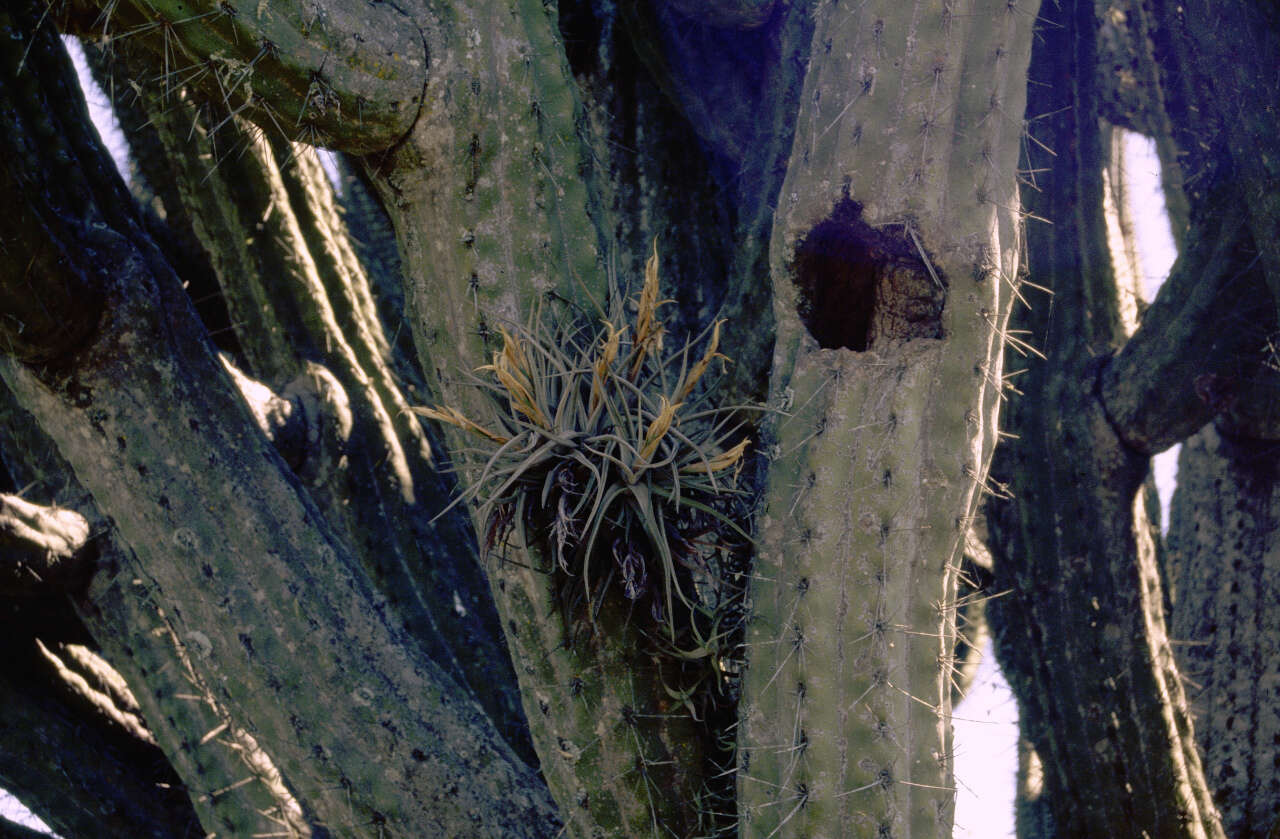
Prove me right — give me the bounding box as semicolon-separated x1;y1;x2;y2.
739;2;1038;836
373;8;749;833
76;0;426;153
413;245;751;838
378;7;706;834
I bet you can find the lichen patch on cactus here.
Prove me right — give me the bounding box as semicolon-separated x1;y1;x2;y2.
791;197;947;351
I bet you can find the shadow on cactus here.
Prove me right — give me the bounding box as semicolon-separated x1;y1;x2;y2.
414;244;753;677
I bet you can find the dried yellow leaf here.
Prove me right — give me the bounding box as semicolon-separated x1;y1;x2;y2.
677;319;728;401
683;438;750;473
590;321;625;414
629;240;670;378
412;405;510;444
638;395;682;463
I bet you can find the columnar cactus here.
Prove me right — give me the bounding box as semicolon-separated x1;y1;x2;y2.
368;3;719;834
739;3;1037;836
3;0;1055;835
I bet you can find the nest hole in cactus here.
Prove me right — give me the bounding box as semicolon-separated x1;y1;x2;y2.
791;197;947;351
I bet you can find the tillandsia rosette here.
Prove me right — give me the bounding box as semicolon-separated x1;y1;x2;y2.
414;244;753;659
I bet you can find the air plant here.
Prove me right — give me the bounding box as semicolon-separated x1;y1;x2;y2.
413;244;752;659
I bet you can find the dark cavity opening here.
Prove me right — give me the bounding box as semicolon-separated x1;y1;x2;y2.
791;198;947;351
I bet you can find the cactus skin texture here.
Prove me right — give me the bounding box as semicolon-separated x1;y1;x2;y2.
68;0;1040;834
372;1;712;835
738;2;1038;837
